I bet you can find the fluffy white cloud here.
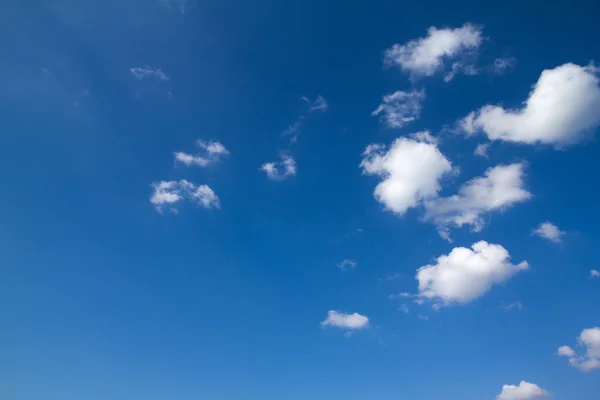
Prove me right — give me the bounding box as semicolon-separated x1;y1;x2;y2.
474;143;490;157
150;180;220;213
460;63;600;146
558;327;600;372
337;259;357;271
130;66;170;81
410;130;438;144
174;140;229;167
360;137;453;216
383;23;482;78
321;311;369;329
591;269;600;278
424;163;531;235
532;222;564;243
261;154;297;181
371;90;425;128
496;381;549;400
416;241;528;305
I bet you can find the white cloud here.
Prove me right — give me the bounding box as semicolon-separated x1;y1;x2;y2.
371;90;425;128
501;301;523;311
532;222;564;243
360;137;453;216
558;327;600;372
496;381;549;400
261;154;297;181
174;140;229;167
416;241;529;305
383;23;482;78
149;180;220;213
591;269;600;278
424;163;531;235
388;292;413;300
399;304;410;314
410;130;438;144
557;345;576;358
417;314;429;320
491;57;517;75
321;311;369;329
130;66;170;81
310;95;328;112
459;63;600;146
337;259;357;271
474;143;490;157
444;61;478;82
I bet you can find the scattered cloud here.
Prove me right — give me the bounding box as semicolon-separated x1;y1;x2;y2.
416;241;528;305
150;180;220;213
444;61;478;82
302;95;329;112
399;304;410;314
557;327;600;372
130;66;170;82
383;23;482;78
410;130;438;144
360;137;453;216
496;381;549;400
321;311;369;329
337;259;357;271
281;118;304;143
383;273;403;281
458;63;600;146
417;314;429;321
371;90;425;128
591;269;600;279
490;57;517;75
532;222;565;243
424;163;531;237
388;292;413;300
261;154;297;181
501;301;523;311
474;143;490;158
174;140;229;167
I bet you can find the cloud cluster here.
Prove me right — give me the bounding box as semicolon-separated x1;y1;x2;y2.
321;311;369;329
337;259;357;271
150;180;220;213
383;23;482;78
557;327;600;372
416;241;529;305
424;163;532;237
360;138;453;216
130;66;170;82
261;154;297;181
532;221;564;243
496;381;549;400
460;63;600;146
174;140;229;167
371;90;425;128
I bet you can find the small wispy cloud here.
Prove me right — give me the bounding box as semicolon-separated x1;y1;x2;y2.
260;154;297;181
474;143;490;158
150;180;220;213
382;272;403;281
417;314;429;321
532;221;565;243
388;292;413;300
399;304;410;314
337;259;357;272
590;269;600;279
321;310;369;329
130;66;170;82
160;0;190;14
501;301;523;311
490;57;517;75
174;140;229;167
302;95;328;112
372;90;425;128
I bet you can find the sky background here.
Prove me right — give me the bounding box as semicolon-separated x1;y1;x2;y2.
1;0;600;399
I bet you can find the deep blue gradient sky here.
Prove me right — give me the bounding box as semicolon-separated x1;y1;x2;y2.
2;1;600;399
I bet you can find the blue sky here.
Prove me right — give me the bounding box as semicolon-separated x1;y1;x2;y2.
2;1;600;399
